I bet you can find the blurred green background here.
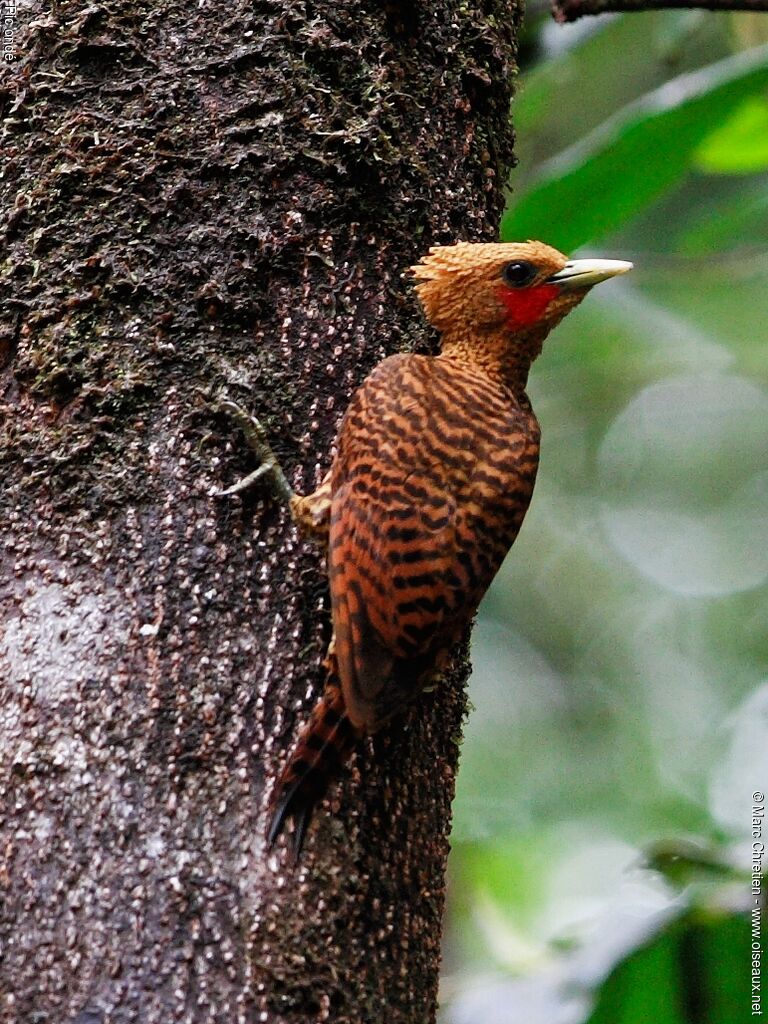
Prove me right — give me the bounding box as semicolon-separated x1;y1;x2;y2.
441;12;768;1024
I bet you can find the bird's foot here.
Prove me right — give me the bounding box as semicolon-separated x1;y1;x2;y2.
215;399;294;504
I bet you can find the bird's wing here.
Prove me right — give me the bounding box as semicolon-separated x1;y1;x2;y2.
328;358;539;733
329;472;457;731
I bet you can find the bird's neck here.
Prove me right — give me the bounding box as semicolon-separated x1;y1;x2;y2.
438;325;548;393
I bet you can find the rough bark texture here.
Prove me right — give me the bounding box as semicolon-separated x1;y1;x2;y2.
0;2;518;1022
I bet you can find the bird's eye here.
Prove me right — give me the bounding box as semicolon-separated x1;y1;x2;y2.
502;261;537;288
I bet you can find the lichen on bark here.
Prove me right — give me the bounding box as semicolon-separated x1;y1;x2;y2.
0;1;519;1021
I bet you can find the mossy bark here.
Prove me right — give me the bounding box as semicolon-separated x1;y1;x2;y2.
0;2;519;1021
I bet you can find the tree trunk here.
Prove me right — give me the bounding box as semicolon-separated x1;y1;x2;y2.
0;3;518;1021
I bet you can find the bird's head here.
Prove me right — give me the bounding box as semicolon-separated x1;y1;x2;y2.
411;240;631;349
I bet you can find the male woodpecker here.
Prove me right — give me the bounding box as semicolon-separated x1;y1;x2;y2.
221;241;632;855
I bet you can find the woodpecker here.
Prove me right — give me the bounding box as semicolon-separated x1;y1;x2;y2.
221;241;631;855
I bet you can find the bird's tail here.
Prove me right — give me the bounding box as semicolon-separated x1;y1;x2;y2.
266;660;361;857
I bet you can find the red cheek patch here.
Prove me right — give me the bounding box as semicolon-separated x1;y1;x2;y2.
496;283;559;328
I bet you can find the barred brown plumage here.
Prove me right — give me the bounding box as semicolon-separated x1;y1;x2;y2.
226;240;632;856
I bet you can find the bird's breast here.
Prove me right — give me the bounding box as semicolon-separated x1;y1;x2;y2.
333;352;539;505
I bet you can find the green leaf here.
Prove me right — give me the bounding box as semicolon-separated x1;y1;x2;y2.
587;912;751;1024
502;43;768;251
677;183;768;254
589;927;688;1024
694;96;768;173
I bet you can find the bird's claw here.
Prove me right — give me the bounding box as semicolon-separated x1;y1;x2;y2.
215;461;275;498
214;399;294;505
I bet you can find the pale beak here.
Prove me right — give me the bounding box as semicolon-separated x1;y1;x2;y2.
547;258;633;291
